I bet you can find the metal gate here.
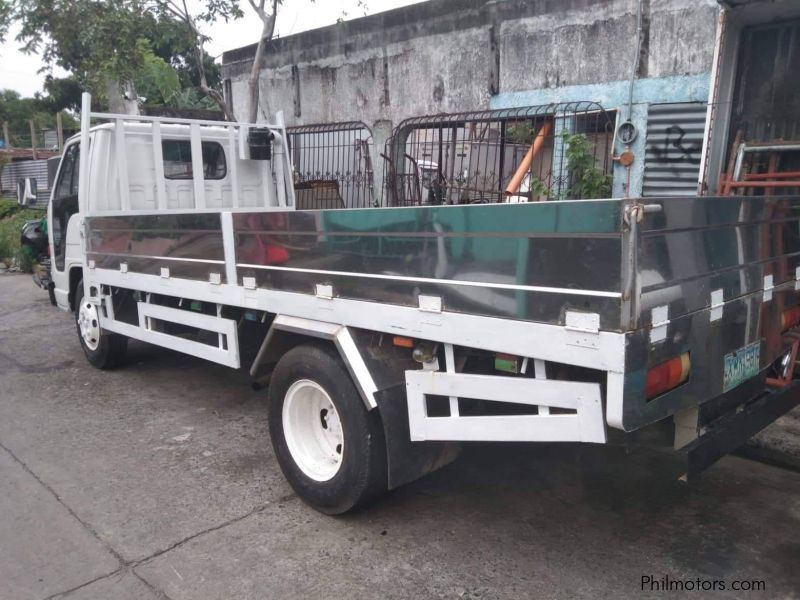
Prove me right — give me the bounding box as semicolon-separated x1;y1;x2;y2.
286;122;375;209
381;103;614;207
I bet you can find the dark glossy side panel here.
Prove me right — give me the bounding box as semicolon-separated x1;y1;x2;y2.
623;195;800;430
637;196;800;323
622;286;793;431
86;214;226;283
241;269;622;324
232;201;625;328
88;255;223;282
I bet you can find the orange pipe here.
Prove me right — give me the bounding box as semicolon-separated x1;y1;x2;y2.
744;171;800;180
726;181;800;189
504;120;553;197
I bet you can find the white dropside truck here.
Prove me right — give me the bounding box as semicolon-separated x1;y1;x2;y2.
48;94;800;513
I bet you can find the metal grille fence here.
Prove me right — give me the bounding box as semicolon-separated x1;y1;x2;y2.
286;122;375;209
381;103;615;207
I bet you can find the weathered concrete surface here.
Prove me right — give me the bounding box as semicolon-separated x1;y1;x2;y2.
0;448;120;599
1;272;800;599
745;411;800;472
54;571;160;600
222;0;719;127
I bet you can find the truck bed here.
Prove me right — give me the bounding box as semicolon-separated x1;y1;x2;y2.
85;195;800;434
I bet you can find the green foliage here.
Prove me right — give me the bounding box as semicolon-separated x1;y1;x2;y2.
8;0;152;96
0;0;10;44
0;204;44;270
0;89;78;147
134;48;181;106
0;198;19;219
42;76;84;113
146;17;221;91
1;1;228;109
165;88;218;110
505;122;535;145
526;176;551;200
561;132;612;200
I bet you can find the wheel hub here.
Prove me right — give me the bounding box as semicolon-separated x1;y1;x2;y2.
282;379;344;482
77;301;100;351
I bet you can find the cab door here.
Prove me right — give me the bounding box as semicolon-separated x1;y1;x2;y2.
48;142;80;310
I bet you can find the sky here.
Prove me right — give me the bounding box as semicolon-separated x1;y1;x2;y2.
0;0;425;97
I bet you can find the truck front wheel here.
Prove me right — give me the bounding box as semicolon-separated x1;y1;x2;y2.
268;343;387;514
74;281;127;369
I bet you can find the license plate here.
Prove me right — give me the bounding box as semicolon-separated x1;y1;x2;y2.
723;341;761;392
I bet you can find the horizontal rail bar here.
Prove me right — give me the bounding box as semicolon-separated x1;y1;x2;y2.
726;181;800;188
744;171;800;180
89;111;278;130
236;263;623;298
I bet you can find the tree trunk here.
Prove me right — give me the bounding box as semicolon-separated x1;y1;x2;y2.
194;43;236;122
105;79;139;115
247;2;278;124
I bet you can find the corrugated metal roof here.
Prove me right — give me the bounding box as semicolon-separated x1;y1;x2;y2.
642;102;707;197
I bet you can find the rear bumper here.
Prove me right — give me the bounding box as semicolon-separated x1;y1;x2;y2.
678;379;800;478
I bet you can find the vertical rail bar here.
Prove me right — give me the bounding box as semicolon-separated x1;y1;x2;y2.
534;358;549;415
227;126;239;208
220;211;238;285
115;118;131;210
498;120;507;203
274;134;287;208
274;111;288;207
190;122;205;209
78;93;91;215
444;343;459;417
151;121;167;210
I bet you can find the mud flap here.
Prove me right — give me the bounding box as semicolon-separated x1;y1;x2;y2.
677;379;800;479
374;383;461;490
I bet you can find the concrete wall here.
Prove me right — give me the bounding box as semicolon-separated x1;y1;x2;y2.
222;0;720;196
222;0;718;121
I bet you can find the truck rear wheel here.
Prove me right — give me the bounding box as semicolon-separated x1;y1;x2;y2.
268;343;387;514
74;282;127;369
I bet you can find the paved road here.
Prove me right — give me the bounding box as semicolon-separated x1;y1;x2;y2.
0;273;799;600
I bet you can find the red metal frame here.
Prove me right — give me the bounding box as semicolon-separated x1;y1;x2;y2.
766;335;800;388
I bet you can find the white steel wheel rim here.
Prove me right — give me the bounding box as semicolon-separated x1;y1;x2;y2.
282;379;344;482
77;301;101;351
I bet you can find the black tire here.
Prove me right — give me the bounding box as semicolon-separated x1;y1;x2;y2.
74;282;127;369
268;343;387;514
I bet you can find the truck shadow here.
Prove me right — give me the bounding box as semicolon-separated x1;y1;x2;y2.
110;339;800;586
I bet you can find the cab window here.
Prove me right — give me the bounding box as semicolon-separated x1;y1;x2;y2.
162;141;226;180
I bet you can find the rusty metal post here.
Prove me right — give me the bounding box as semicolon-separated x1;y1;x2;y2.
56;112;64;151
29;120;37;160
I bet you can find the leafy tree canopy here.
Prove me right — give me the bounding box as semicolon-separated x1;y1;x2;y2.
0;0;229;111
0;88;79;146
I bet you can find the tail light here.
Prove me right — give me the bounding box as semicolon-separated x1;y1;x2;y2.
645;353;690;399
782;307;800;331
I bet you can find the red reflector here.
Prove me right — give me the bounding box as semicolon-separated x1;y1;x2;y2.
392;336;414;348
645;353;690;400
782;307;800;331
